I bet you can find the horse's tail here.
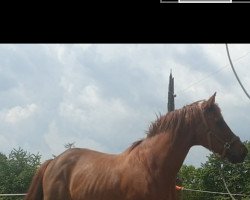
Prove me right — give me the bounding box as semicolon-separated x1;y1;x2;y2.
25;159;53;200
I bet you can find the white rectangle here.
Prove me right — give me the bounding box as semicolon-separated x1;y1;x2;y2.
179;0;231;3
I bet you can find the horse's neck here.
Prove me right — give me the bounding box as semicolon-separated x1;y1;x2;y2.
137;129;193;182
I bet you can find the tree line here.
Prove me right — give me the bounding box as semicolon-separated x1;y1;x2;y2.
0;148;41;200
0;142;249;200
178;141;250;200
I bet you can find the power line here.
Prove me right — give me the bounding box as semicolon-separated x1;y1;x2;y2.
220;164;236;200
225;44;250;100
183;188;250;197
177;49;250;95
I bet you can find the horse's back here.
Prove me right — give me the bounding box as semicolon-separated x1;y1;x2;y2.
42;147;176;200
43;148;120;200
69;148;123;200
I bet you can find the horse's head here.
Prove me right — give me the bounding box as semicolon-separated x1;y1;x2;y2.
198;93;248;164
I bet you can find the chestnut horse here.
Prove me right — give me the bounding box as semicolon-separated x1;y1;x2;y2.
25;93;248;200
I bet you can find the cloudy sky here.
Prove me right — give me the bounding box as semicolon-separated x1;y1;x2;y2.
0;44;249;167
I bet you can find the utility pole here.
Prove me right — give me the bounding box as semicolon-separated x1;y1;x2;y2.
168;70;176;112
168;70;182;199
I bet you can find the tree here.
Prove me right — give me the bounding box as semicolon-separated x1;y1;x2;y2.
64;142;75;149
179;141;250;200
178;164;204;199
200;141;250;200
0;148;41;200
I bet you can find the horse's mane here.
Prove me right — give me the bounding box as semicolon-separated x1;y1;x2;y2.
127;100;211;152
147;100;205;138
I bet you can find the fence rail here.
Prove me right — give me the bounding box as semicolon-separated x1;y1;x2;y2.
0;194;26;196
0;189;250;198
183;188;250;197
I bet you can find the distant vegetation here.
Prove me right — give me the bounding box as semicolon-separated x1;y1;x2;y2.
178;141;250;200
0;148;41;200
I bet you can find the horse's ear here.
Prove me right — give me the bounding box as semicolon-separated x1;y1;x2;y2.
203;92;216;110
